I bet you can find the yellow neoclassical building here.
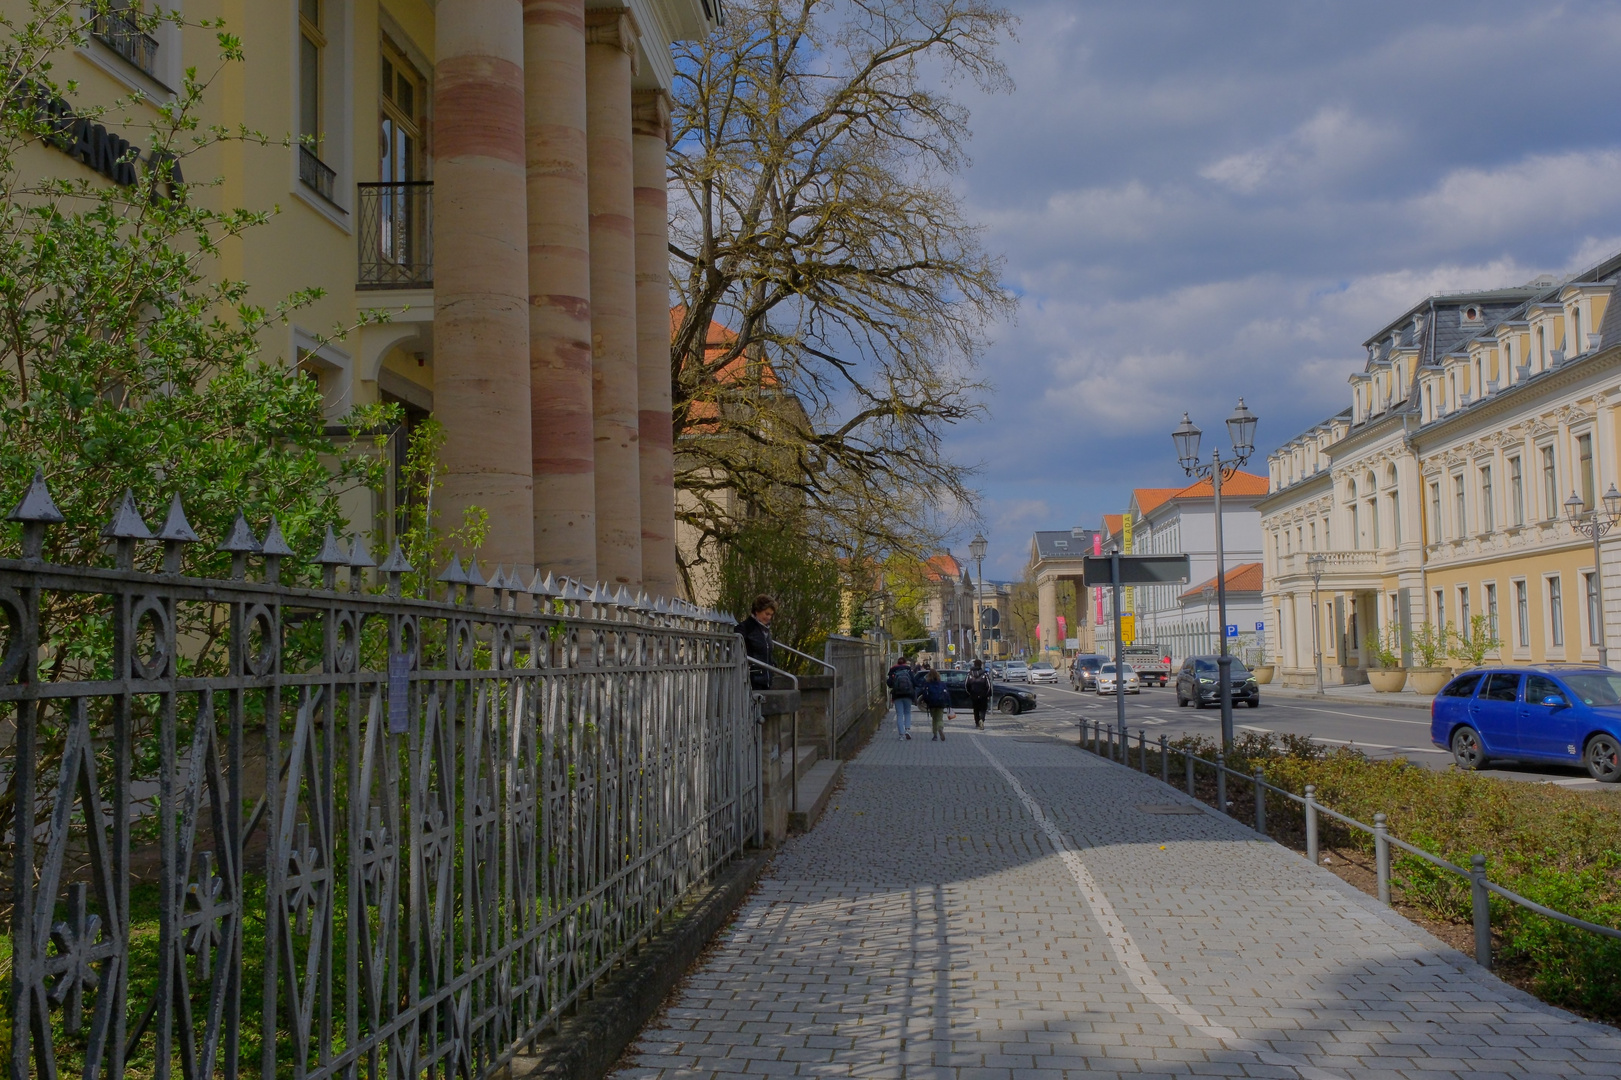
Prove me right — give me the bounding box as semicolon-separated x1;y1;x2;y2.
1260;251;1621;685
11;0;721;593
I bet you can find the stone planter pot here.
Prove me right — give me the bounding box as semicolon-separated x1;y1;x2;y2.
1252;665;1275;685
1367;669;1408;693
1406;668;1452;695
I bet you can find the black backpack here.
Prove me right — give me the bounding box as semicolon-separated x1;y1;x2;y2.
966;672;991;699
891;667;915;697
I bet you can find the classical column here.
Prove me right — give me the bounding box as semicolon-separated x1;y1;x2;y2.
585;7;641;587
434;0;535;570
633;90;677;596
1037;575;1058;656
524;0;596;580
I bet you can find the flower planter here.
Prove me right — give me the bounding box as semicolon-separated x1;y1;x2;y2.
1406;667;1452;695
1367;669;1408;693
1252;665;1275;685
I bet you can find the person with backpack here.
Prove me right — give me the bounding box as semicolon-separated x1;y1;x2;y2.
887;656;916;740
920;670;955;741
965;660;992;729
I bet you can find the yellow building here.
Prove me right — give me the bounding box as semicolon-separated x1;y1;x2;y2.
1260;253;1621;684
12;0;720;592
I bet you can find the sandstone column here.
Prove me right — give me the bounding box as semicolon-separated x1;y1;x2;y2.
524;0;597;581
585;8;641;587
1038;574;1058;656
434;0;534;569
633;90;678;596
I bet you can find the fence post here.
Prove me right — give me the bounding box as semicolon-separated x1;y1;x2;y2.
1215;751;1227;813
1185;750;1195;795
1304;783;1318;866
1471;853;1492;970
1138;729;1147;772
1159;735;1169;784
1373;812;1391;905
1091;719;1098;755
1253;768;1266;834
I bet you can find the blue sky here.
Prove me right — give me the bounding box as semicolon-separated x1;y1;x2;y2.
951;0;1621;579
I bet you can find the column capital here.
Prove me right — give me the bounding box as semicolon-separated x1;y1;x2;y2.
632;89;672;145
586;7;641;73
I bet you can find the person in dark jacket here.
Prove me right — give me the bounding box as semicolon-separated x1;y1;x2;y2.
887;656;916;740
965;660;992;729
735;594;776;689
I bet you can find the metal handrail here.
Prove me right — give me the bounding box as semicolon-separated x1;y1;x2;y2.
1079;719;1621;967
747;657;800;813
774;641;838;762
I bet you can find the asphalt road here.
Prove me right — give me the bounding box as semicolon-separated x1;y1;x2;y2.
1007;680;1621;793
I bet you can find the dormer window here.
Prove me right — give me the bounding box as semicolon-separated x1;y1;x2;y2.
1462;305;1483;324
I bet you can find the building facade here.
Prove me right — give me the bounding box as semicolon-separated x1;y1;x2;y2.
1260;255;1621;685
24;0;721;595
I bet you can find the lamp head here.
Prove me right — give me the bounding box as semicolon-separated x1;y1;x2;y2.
1172;413;1202;469
969;533;988;561
1605;484;1621;521
1226;398;1258;460
1565;490;1586;525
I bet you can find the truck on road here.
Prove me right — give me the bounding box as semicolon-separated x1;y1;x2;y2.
1122;644;1172;686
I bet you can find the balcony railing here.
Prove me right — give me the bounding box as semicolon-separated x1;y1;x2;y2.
298;144;337;204
358;180;433;289
91;9;161;82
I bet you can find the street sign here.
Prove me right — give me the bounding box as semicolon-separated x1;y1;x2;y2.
1120;614;1136;644
1255;622;1265;632
1080;554;1192;586
980;606;1000;628
1225;624;1238;638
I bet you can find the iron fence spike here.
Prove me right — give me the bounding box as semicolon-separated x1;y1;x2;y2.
260;515;296;557
348;534;376;568
314;525;350;565
216;512;261;553
464;559;486;587
613;586;634;606
530;570;555;596
155;494;200;543
7;469;66;524
378;540;413;574
654;596;671;613
437;552;467;584
102;489;155;540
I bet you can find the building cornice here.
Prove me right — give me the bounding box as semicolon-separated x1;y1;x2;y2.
1412;341;1621;447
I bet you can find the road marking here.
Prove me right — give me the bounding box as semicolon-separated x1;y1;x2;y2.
1271;703;1431;726
970;733;1238;1041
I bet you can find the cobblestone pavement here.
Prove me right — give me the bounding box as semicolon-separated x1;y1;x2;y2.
612;714;1621;1079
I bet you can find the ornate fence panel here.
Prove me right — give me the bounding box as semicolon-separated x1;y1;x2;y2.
824;634;889;743
0;479;757;1080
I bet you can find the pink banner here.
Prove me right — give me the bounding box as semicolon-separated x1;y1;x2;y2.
1093;532;1104;625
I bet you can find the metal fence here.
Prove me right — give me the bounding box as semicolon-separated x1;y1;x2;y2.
358;181;434;289
1;477;757;1080
1079;720;1621;970
824;634;889;745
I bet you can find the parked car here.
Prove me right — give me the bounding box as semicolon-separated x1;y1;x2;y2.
1175;656;1260;708
1430;665;1621;782
1122;644;1173;687
1096;662;1140;695
937;670;1039;714
1069;654;1105;690
1002;661;1030;682
989;661;1007;678
1028;661;1059;684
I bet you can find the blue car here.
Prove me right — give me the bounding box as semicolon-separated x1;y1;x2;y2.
1430;665;1621;782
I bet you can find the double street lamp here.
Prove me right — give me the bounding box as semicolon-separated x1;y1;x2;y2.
1307;552;1327;696
1172;399;1259;749
969;533;989;660
1563;484;1621;668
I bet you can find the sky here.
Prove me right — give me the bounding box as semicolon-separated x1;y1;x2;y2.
949;0;1621;580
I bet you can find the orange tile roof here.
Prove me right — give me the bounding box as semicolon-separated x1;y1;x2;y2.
1131;487;1184;517
1173;471;1268;499
1101;514;1124;537
672;306;782;427
923;553;962;580
1181;561;1264;600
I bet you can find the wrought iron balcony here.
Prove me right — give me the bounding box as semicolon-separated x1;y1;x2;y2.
91;9;160;81
358;180;433;289
298;145;337;204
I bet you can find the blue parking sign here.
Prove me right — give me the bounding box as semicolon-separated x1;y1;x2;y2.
1225;624;1238;638
1255;622;1265;632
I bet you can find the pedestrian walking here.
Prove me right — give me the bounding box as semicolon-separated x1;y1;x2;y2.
734;594;776;690
887;655;916;739
966;660;992;729
920;670;955;741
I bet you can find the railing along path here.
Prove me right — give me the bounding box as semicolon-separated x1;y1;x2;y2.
0;473;758;1080
1078;718;1621;970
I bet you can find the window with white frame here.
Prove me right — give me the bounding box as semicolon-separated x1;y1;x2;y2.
1577;432;1595;510
1540;444;1557;520
1485;582;1498;639
1453;473;1466;537
1433;588;1444;626
1586;571;1601;647
1458;585;1470;629
1479;465;1493;533
1547;574;1564;647
1429;482;1441;543
1509;455;1524;526
1515;579;1529;647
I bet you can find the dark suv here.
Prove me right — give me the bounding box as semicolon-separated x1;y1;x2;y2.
1175;655;1260;708
1069;655;1105;690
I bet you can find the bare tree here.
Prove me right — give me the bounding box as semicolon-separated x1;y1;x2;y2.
669;0;1016;585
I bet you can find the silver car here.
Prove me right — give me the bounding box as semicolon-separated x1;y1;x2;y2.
1028;662;1059;684
1002;661;1030;682
1096;662;1141;695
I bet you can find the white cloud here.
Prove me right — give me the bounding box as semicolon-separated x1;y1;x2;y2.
1414;150;1621;239
1200;108;1400;195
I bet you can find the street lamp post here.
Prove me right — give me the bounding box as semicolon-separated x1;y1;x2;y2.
970;533;988;661
1173;399;1258;749
1564;485;1621;667
1307;553;1327;695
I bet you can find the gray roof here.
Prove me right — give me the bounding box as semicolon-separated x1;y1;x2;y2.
1033;530;1093;560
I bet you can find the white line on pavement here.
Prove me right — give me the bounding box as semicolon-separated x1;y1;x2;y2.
1270;703;1431;726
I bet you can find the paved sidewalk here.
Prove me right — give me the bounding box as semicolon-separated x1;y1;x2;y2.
613;716;1621;1080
